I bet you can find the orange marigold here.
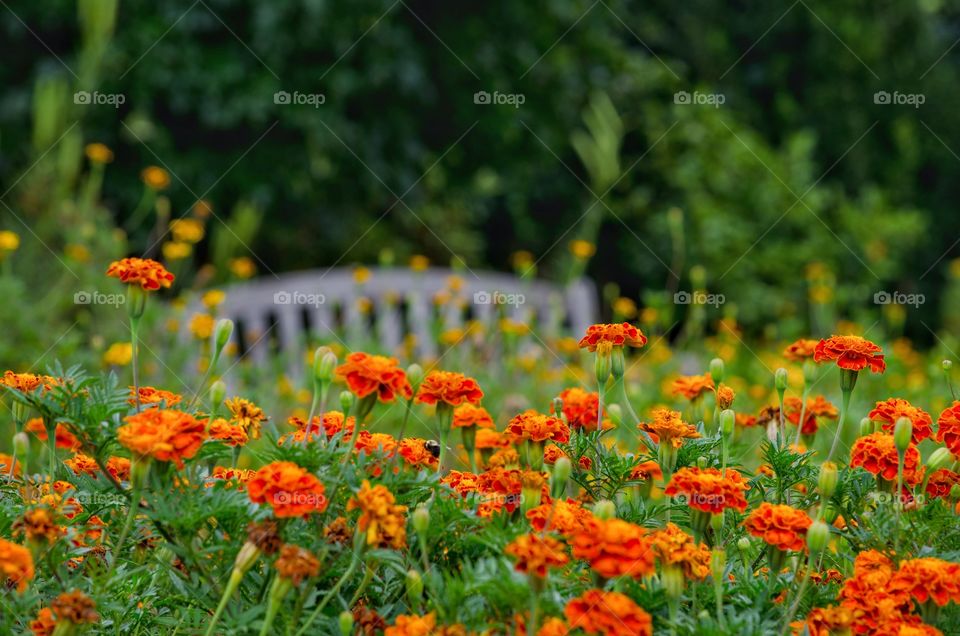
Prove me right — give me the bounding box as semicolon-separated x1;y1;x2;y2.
784;339;819;361
347;480;407;549
209;466;257;489
630;460;663;483
247;461;328;518
1;371;58;393
571;517;655;579
106;257;174;291
398;438;440;470
553;387;601;430
887;557;960;606
117;409;206;469
385;612;436;636
506;410;570;444
648;522;711;579
814;335;885;373
207;418;249;447
640;407;699;449
25;418;80;450
441;470;481;497
415;370;484;406
336;352;413;402
869;398;933;443
64;453;100;478
353;431;399;458
0;537;34;592
225;397;268;440
792;606;853;636
452;403;494;429
130;386;182;408
29;607;56;636
664;467;750;514
850;432;924;484
783;395;838;436
577;323;647;353
50;589;99;625
564;589;653;636
925;469;960;499
744;502;813;551
281;411;356;445
671;373;715;401
105;456;131;482
715;383;735;410
935;401;960;456
537;618;571;636
0;452;22;476
526;499;593;536
475;428;510;450
504;533;570;577
274;544;320;586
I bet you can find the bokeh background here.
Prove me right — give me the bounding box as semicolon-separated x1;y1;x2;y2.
2;0;960;370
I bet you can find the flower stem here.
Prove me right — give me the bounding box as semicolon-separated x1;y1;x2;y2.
295;557;360;636
104;482;141;582
826;386;853;463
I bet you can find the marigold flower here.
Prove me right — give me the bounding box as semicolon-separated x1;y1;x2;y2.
743;502;813;551
106;257;174;291
936;401;960;456
869;398;933;443
715;383;735;410
336;352;413;402
850;432;924;485
782;395;838;436
0;537;34;592
1;370;58;393
0;452;21;476
640;408;700;449
106;456;131;481
671;374;715;401
225;397;268;440
141;166;170;190
274;544;320;586
504;533;569;577
189;313;215;339
50;589;99;625
385;612;436;636
925;469;960;499
887;557;960;606
209;466;256;490
207;418;249;447
398;438;440;470
792;606;853;636
664;467;750;514
347;480;407;549
814;335;885;373
507;410;570;444
475;428;510;450
452;403;495;429
247;461;327;518
25;418;80;451
64;453;100;478
84;142;113;164
29;607;56;635
553;387;601;430
578;323;647;353
169;218;204;244
415;370;484;406
569;239;596;260
353;431;399;458
784;339;819;361
526;499;593;536
102;342;133;366
536;618;571;636
117;409;206;469
280;412;356;445
564;589;653;636
571;517;655;579
630;460;663;483
131;386;182;408
441;470;482;497
648;523;711;579
736;413;759;428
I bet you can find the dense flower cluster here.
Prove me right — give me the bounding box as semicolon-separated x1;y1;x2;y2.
743;502;813;551
571;517;655;579
665;467;750;513
850;432;924;485
564;589;653;636
504;533;569;577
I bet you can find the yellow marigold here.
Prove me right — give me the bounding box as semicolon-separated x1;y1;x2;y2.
102;342;132;366
564;589;653;636
226;397;268;440
189;313;215;340
571;517;655;579
141;166;170;190
409;255;430;271
505;533;570;577
228;256;256;279
569;239;596;260
201;289;226;308
84;142;113;164
640;407;699;449
0;537;35;592
247;461;328;518
671;373;714;401
648;522;711;579
162;241;191;261
347;480;408;549
169;218;204;244
106;257;174;291
274;544;320;585
743;502;812;552
117;409;206;468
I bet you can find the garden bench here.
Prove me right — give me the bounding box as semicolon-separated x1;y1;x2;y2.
203;267;598;373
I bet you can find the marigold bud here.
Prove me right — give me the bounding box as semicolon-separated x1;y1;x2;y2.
711;511;724;536
339;611;354;636
893;417;912;453
737;537;751;552
214;318;233;352
720;409;735;437
926;447;955;473
406;363;424;388
405;569;424;608
313;347;336;382
840;368;858;393
710;547;726;583
775;368;788;392
823;502;840;524
944;360;953;371
339;391;354;414
210;380;226;409
950;484;960;501
709;358;725;384
412;504;430;535
593;499;616;520
595;351;611;386
13;432;28;456
802;359;817;386
818;461;838;499
807;520;830;554
859;417;874;437
551;456;571;498
661;564;684;599
610;348;625;379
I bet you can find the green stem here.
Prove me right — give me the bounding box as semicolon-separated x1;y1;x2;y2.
131;317;142;413
205;568;244;636
826;387;853;464
104;483;141;582
294;557;360;636
616;376;655;452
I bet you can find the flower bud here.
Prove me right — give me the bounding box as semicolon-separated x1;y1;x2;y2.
802;359;817;386
926;447;955;473
214;318;234;352
944;360;953;372
709;358;724;384
737;537;751;552
313;347;336;382
339;390;354;415
840;368;858;393
593;499;616;520
697;456;709;469
210;380;226;409
774;368;788;393
610;348;625;379
661;565;684;599
710;510;724;536
406;363;424;388
412;504;430;535
405;569;424;608
859;417;874;437
807;520;830;554
594;351;611;386
818;461;838;499
551;456;572;498
893;417;912;453
823;502;840;524
12;431;29;456
950;484;960;501
338;610;354;636
606;404;622;427
720;409;735;437
711;547;726;583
